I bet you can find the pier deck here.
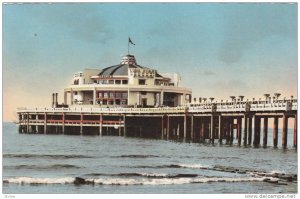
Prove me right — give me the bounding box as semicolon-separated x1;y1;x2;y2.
17;99;297;148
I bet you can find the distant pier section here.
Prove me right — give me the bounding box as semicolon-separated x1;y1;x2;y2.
17;96;297;149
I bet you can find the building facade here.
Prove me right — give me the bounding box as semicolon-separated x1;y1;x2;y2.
63;54;192;108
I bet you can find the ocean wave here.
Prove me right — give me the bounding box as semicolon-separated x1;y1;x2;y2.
84;172;198;178
3;176;277;186
3;154;94;159
130;164;210;169
3;164;82;170
111;155;160;158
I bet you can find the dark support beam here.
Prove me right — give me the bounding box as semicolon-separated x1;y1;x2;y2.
263;117;268;148
253;116;261;147
218;115;222;144
273;117;278;148
294;114;297;148
243;114;248;146
248;116;252;145
230;118;234;145
211;115;215;144
200;117;205;142
282;115;288;149
237;117;242;146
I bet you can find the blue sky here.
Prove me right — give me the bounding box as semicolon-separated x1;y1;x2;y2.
3;3;297;121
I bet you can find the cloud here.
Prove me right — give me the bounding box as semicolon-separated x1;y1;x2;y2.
33;4;114;43
218;4;296;64
203;70;216;76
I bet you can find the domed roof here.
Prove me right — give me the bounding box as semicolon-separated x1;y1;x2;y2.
98;55;162;77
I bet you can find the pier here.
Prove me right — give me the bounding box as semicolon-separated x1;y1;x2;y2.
17;97;297;149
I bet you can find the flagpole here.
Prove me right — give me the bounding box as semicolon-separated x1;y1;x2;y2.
128;37;130;55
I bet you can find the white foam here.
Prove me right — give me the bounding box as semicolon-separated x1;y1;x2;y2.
139;173;168;177
270;170;286;175
4;177;74;184
4;176;278;186
178;164;210;169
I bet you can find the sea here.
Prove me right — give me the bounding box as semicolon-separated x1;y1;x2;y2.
2;122;298;195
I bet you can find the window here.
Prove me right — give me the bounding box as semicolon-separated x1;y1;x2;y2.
122;80;128;84
103;92;108;98
115;99;120;105
122;92;128;98
115;80;121;84
109;80;114;84
121;99;127;105
115;92;122;98
98;93;102;98
139;79;146;85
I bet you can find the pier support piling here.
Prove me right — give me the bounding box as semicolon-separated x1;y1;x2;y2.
237;117;242;146
282;115;288;149
253;116;261;147
294;114;297;148
200;117;205;142
263;117;268;148
247;116;252;145
191;115;194;140
183;114;187;139
273;117;279;148
243;114;248;146
230;118;234;145
218;115;222;144
211;115;215;144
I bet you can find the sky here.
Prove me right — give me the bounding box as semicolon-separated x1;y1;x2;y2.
3;3;298;121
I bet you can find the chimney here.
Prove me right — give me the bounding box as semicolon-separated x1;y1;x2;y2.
55;93;58;108
52;93;55;108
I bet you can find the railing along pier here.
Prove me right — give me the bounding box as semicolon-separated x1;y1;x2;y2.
16;98;297;148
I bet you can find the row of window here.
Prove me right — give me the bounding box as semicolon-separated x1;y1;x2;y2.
94;79;128;85
98;99;127;105
98;92;128;99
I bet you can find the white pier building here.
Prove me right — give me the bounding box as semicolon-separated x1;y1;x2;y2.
63;54;192;108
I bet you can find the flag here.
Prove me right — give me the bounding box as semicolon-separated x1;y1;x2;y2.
129;37;135;45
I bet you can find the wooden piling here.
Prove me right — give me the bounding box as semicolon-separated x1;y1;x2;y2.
263;117;268;147
99;115;103;136
237;117;242;146
200;117;205;142
62;113;65;134
243;114;248;146
211;115;215;144
282;115;288;149
225;118;230;144
229;118;234;145
247;116;252;145
183;114;187;139
218;115;222;144
119;116;122;136
167;115;170;139
191;115;194;140
80;113;83;135
44;113;47;134
161;115;164;138
273;117;278;148
294;114;297;148
123;115;126;137
253;116;260;146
